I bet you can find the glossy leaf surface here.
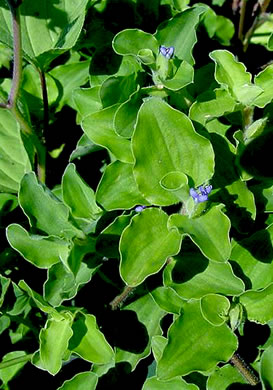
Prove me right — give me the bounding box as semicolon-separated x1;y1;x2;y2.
157;300;237;379
120;208;181;286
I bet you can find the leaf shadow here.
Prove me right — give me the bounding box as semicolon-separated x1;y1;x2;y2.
236;229;273;264
171;237;209;284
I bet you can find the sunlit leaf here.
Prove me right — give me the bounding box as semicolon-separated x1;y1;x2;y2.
157;300;237;379
120;208;181;286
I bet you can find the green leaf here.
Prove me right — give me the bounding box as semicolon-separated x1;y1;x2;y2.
0;109;31;193
230;223;273;290
254;64;273;108
6;224;69;268
40;314;73;375
151;286;185;314
81;105;134;163
155;6;206;65
260;344;273;389
69;312;114;363
200;294;230;326
0;0;89;69
113;29;158;57
209;50;263;105
214;15;235;46
169;204;231;262
0;193;18;214
120;208;182;286
96;161;148;211
157;300;237;380
159;61;194;91
189;88;236;125
96;213;133;258
44;261;97;307
100;73;138;108
62;163;102;232
164;248;244;299
18;172;82;239
0;351;28;385
114;88;142;137
151;335;168;363
57;372;98;390
116;293;165;370
72;87;102;122
49;60;90;110
143;376;199;390
240;283;273;324
207;364;248;389
0;274;10;308
132;98;214;205
18;280;60;317
268;32;273;50
21;65;59;119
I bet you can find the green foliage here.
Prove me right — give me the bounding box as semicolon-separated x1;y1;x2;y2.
0;0;273;388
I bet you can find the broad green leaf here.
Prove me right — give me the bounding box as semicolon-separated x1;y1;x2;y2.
164;249;244;299
100;73;138;108
21;65;59;119
0;274;10;307
81;105;134;163
96;213;133;258
209;50;263;105
114;88;142;137
49;60;90;110
0;193;18;213
0;0;89;69
214;15;235;46
155;6;206;64
250;13;273;47
6;224;69;268
18;280;61;317
263;185;273;213
0;351;29;385
269;32;273;50
62;163;102;232
113;29;158;57
254;64;273;108
57;372;98;390
157;300;237;379
207;364;248;389
260;344;273;389
151;286;185;314
143;376;199;390
230;224;273;290
169;204;231;262
200;294;230;326
151;335;168;364
18;172;82;239
189;88;236;125
44;261;97;307
40;315;73;375
0;109;31;193
120;208;182;286
96;161;148;211
132;98;214;205
116;293;165;370
240;283;273;324
159;61;194;91
72;87;102;121
69;313;114;364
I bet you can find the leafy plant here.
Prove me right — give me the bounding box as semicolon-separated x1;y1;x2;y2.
0;0;273;389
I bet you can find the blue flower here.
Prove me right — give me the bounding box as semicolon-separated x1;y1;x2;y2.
135;205;147;212
190;185;212;203
159;45;174;59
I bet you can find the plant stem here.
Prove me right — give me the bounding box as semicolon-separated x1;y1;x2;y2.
230;353;259;386
6;1;22;109
2;0;46;183
0;353;32;369
110;286;135;310
243;0;271;51
238;0;247;42
39;69;49;142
